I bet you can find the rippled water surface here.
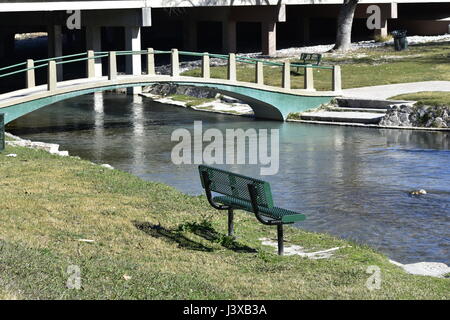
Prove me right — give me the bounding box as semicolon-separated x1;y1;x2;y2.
8;93;450;264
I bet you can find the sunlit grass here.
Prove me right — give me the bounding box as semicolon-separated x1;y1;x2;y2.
182;42;450;91
183;63;333;91
0;144;448;299
390;92;450;106
169;94;216;107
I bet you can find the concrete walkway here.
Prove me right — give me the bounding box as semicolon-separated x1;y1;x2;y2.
342;81;450;100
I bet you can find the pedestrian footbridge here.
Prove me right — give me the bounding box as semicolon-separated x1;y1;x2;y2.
0;49;342;124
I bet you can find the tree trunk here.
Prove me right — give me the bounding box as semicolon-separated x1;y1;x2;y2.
332;0;360;52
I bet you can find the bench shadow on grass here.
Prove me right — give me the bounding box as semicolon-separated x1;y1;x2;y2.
290;68;304;77
178;222;257;254
134;221;257;254
133;221;213;252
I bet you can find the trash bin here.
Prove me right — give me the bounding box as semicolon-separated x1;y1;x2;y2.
391;30;408;51
0;113;4;152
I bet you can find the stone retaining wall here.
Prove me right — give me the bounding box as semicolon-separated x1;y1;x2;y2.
380;104;450;129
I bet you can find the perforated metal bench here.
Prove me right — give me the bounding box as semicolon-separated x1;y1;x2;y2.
295;53;322;73
199;165;306;255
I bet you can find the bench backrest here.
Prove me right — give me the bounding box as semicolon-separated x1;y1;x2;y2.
199;165;274;208
300;53;322;65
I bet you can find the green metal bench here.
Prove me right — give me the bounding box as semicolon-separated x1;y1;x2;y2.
199;165;306;255
295;53;322;73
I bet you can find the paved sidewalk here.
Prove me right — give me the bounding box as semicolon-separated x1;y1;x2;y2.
342;81;450;100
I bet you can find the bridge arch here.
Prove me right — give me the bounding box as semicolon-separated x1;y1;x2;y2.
0;49;339;124
0;78;335;124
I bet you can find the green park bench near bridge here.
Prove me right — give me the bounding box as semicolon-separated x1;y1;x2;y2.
0;49;341;124
295;53;322;73
199;165;306;255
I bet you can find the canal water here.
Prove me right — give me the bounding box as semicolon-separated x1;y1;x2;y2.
7;92;450;265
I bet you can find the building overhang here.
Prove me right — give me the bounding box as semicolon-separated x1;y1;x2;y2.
0;1;148;12
0;0;450;13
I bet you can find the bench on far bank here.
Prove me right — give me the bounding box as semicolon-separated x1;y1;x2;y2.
295;53;322;73
198;165;306;255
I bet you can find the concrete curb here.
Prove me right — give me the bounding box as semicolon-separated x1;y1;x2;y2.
287;119;450;132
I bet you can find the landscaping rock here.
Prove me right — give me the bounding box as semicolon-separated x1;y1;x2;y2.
144;83;217;99
380;104;450;128
390;260;450;278
432;117;447;128
141;85;253;117
220;96;241;104
5;133;69;156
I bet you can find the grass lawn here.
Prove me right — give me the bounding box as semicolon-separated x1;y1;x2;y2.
390;92;450;106
182;42;450;91
168;94;216;107
0;144;449;299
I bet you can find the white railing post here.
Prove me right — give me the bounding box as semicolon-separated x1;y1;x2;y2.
332;65;342;92
171;49;180;77
47;60;57;91
256;61;264;86
87;50;95;78
228;53;236;81
202;53;210;79
282;61;290;90
26;59;35;88
147;48;155;76
304;65;314;91
108;51;117;80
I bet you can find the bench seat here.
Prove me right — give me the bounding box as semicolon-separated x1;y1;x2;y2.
213;196;306;224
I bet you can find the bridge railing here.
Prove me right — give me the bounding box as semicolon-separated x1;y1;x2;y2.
0;49;341;94
175;50;341;92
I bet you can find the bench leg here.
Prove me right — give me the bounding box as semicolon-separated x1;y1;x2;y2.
277;224;284;256
227;208;234;237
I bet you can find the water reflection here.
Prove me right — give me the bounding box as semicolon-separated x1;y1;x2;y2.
93;92;105;160
131;96;146;174
8;93;450;264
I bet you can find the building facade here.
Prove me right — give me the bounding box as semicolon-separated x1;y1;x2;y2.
1;1;450;78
